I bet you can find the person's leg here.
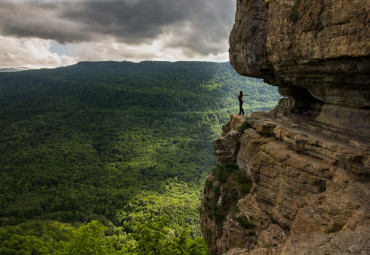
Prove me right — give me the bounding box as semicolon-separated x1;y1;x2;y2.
239;101;242;115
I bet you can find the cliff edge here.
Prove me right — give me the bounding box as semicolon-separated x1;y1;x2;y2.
201;0;370;254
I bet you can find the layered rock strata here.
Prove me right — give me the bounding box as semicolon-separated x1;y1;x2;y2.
229;0;370;133
201;114;370;254
201;0;370;253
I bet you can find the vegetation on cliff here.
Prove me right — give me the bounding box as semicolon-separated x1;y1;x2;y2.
0;61;280;253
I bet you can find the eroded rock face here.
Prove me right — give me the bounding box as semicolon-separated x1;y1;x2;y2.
202;1;370;253
229;0;370;133
201;114;370;255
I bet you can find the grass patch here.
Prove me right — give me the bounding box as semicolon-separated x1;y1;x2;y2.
213;185;221;198
236;215;254;228
238;120;252;134
230;204;239;218
205;179;213;191
324;223;343;234
288;10;299;23
232;170;253;194
318;182;326;193
264;243;272;248
233;170;249;183
207;164;254;224
212;163;239;183
239;183;253;194
224;162;239;173
208;211;225;223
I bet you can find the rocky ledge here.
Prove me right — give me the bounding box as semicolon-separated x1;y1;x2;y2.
201;113;370;254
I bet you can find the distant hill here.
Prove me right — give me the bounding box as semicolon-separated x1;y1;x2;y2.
0;68;28;72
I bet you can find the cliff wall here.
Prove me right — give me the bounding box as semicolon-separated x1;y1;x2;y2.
201;0;370;254
201;114;369;254
229;0;369;132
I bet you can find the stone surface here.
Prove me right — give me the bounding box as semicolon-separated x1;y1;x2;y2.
229;0;370;132
201;114;370;255
229;0;270;78
205;0;370;253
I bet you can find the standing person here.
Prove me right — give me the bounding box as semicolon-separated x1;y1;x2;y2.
238;91;247;115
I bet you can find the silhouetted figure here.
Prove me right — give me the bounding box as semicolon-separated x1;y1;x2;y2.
238;91;247;115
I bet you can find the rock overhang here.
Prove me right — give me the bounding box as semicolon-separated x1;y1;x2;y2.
229;0;370;133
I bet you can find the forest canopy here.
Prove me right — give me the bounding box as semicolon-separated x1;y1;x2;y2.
0;61;281;254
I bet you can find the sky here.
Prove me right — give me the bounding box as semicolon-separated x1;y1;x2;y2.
0;0;236;69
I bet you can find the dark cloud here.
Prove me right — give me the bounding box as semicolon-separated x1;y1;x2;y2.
62;0;197;43
0;0;235;56
163;0;235;56
0;2;90;43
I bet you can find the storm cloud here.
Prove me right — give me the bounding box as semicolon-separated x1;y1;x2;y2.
0;0;236;68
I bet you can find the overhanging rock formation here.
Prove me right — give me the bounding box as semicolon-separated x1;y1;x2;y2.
201;0;370;254
229;0;369;132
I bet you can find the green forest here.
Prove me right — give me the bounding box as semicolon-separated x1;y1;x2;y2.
0;61;280;254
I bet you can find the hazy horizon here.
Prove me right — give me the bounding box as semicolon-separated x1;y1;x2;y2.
0;59;233;72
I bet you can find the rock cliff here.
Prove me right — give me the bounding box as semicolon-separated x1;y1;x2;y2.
229;0;369;132
201;0;370;254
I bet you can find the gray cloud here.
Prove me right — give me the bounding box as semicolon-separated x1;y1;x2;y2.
0;2;90;43
62;0;196;43
163;0;235;56
0;0;235;57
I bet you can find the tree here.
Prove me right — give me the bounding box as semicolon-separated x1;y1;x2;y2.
133;219;209;255
56;221;118;255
